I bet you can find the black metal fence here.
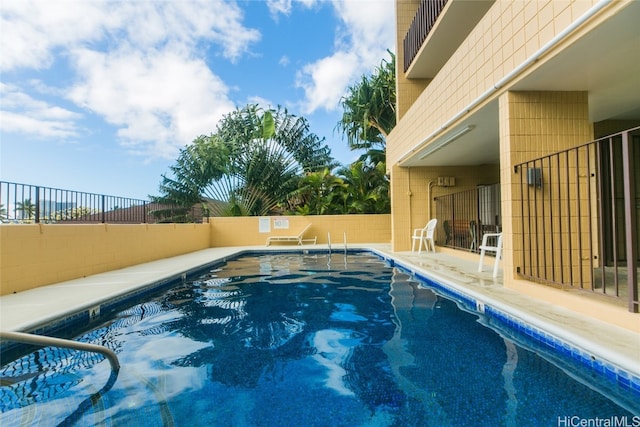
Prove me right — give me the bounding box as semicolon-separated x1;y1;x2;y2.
514;127;640;313
403;0;448;72
0;181;203;224
434;183;501;252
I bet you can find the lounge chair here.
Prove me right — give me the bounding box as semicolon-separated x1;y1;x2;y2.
411;218;438;253
266;223;317;246
478;232;503;277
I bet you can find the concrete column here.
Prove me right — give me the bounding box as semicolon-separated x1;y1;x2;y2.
390;164;414;251
498;91;593;285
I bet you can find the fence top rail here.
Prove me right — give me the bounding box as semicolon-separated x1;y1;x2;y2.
0;181;148;203
433;182;500;200
0;181;203;224
514;126;640;170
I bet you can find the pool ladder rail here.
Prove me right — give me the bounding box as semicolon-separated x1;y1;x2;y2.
326;232;348;256
0;330;120;372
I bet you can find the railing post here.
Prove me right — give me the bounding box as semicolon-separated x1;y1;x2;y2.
403;0;448;72
101;194;106;223
621;131;638;313
35;186;40;223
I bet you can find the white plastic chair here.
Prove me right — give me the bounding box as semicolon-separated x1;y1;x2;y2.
478;232;503;277
469;220;478;251
411;218;438;253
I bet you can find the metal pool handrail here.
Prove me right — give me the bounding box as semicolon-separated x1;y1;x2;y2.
0;330;120;372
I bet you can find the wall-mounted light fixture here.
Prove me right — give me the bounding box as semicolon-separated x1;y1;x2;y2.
419;125;475;160
527;167;542;188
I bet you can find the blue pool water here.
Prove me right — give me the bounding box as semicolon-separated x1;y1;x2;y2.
1;252;638;426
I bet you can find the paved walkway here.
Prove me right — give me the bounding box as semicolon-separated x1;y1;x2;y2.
1;244;638;378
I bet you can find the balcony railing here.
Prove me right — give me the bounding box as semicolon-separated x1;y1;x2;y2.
514;127;640;313
403;0;448;72
0;181;203;224
434;183;501;252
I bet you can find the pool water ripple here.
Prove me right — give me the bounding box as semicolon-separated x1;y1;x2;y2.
1;253;637;426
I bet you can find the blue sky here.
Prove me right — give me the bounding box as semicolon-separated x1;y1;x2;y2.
0;0;394;199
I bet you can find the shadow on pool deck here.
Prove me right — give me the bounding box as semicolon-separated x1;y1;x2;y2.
1;244;638;378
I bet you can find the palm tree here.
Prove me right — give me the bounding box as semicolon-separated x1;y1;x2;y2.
337;161;390;214
336;51;396;162
289;168;347;215
16;198;36;220
153;134;229;221
0;203;7;221
155;105;335;218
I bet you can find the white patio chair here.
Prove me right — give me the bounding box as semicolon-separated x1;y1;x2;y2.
469;220;478;251
411;218;438;253
478;232;503;277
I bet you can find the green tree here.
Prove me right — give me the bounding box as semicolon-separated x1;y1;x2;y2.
155;105;335;218
336;51;396;162
289;168;347;215
153;135;228;221
337;161;390;214
333;52;395;215
0;203;7;221
16;198;36;221
53;206;97;221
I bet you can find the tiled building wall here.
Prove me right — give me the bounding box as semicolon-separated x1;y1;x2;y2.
395;0;430;120
389;165;411;249
388;0;632;256
499;90;593;284
391;164;499;250
388;0;600;165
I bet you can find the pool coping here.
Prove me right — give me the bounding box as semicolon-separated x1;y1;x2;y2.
1;244;639;396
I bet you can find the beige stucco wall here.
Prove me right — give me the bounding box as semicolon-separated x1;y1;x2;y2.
210;215;391;247
0;223;210;295
0;216;391;295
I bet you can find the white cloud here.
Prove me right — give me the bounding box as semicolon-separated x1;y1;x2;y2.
0;111;79;140
246;96;274;111
67;47;235;159
279;55;291;67
266;0;323;18
266;0;293;18
1;0;261;159
0;1;260;71
0;1;107;71
296;52;359;113
297;0;322;8
295;0;394;113
0;83;81;138
109;1;261;61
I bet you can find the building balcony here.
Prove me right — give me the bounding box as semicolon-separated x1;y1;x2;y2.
403;0;493;78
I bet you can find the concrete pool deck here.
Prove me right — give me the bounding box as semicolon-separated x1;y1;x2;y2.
1;244;639;379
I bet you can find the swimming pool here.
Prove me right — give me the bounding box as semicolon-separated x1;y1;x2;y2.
1;252;638;426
